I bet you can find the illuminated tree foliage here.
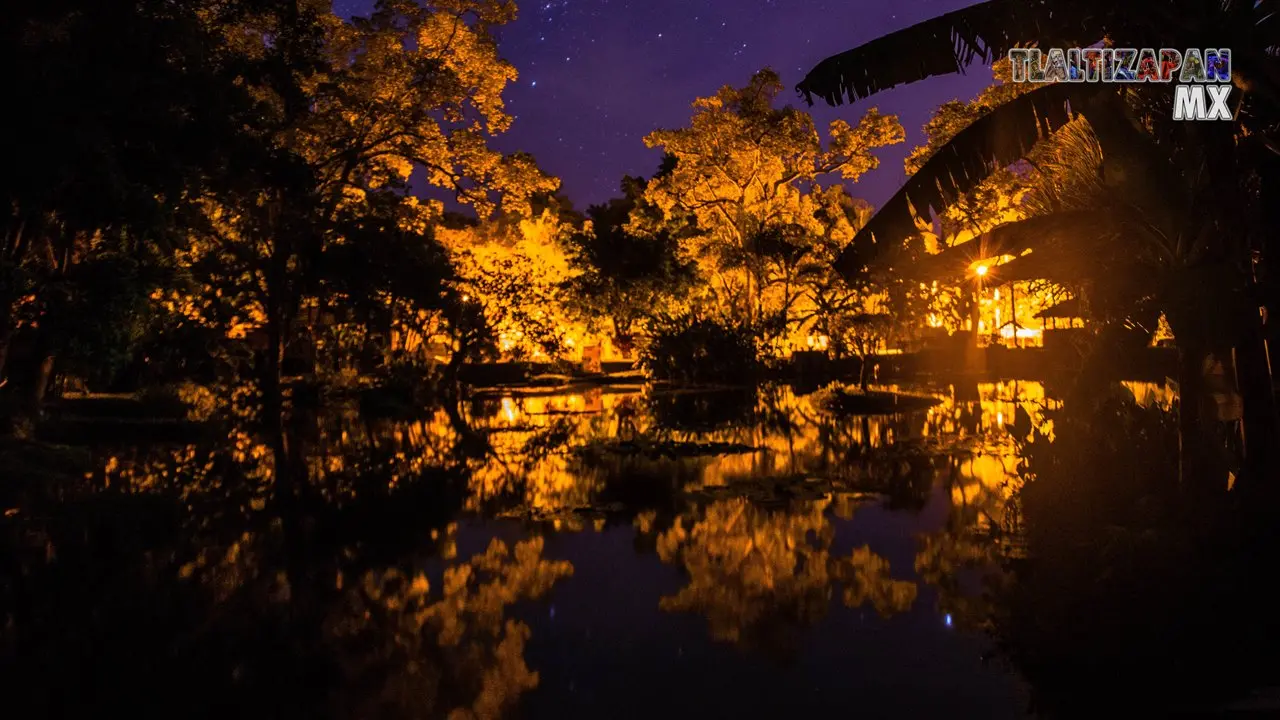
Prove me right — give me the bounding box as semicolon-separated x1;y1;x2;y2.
638;69;904;339
437;207;582;362
187;0;557;408
905;59;1037;252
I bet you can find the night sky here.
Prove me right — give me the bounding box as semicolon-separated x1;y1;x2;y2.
332;0;995;211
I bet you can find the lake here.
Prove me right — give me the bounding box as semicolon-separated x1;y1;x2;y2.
2;380;1199;718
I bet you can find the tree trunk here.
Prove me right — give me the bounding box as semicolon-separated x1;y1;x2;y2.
964;286;985;374
0;330;10;382
0;330;55;438
859;354;874;392
1235;297;1279;494
1177;343;1209;491
970;283;982;345
262;219;293;509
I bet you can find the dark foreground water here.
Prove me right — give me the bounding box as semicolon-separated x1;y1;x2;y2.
6;379;1246;719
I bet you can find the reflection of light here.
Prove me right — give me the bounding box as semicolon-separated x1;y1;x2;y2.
945;614;953;627
501;397;518;423
926;314;942;328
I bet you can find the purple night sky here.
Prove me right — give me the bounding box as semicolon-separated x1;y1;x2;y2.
332;0;995;210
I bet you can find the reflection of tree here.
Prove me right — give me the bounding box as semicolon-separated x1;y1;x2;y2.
4;410;574;719
324;538;573;720
650;498;915;655
647;387;760;437
655;499;833;647
913;531;998;632
839;545;918;617
912;456;1015;631
987;387;1256;713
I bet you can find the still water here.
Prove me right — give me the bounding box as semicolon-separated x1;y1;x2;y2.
5;381;1175;718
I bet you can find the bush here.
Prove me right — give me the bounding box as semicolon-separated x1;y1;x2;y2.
638;313;761;385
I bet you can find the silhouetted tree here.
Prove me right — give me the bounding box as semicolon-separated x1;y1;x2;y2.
563;177;697;355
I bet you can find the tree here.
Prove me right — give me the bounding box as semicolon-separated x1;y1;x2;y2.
437;207;581;363
185;0;558;427
563;177;698;356
318;191;460;375
0;0;278;424
637;69;905;328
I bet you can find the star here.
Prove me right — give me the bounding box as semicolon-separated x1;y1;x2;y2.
333;0;994;210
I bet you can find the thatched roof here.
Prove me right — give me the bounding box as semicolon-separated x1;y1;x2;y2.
901;210;1101;284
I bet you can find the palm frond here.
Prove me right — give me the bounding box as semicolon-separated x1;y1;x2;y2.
1020;118;1105;215
836;82;1109;278
796;0;1105;107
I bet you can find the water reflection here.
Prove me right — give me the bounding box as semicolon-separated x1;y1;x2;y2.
643;497;916;657
3;380;1055;717
324;537;572;720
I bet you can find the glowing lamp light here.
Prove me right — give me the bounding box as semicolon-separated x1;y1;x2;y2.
999;326;1044;340
975;265;989;277
807;335;830;351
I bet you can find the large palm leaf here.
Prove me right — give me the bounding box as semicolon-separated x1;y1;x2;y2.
799;0;1280;109
796;0;1107;107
